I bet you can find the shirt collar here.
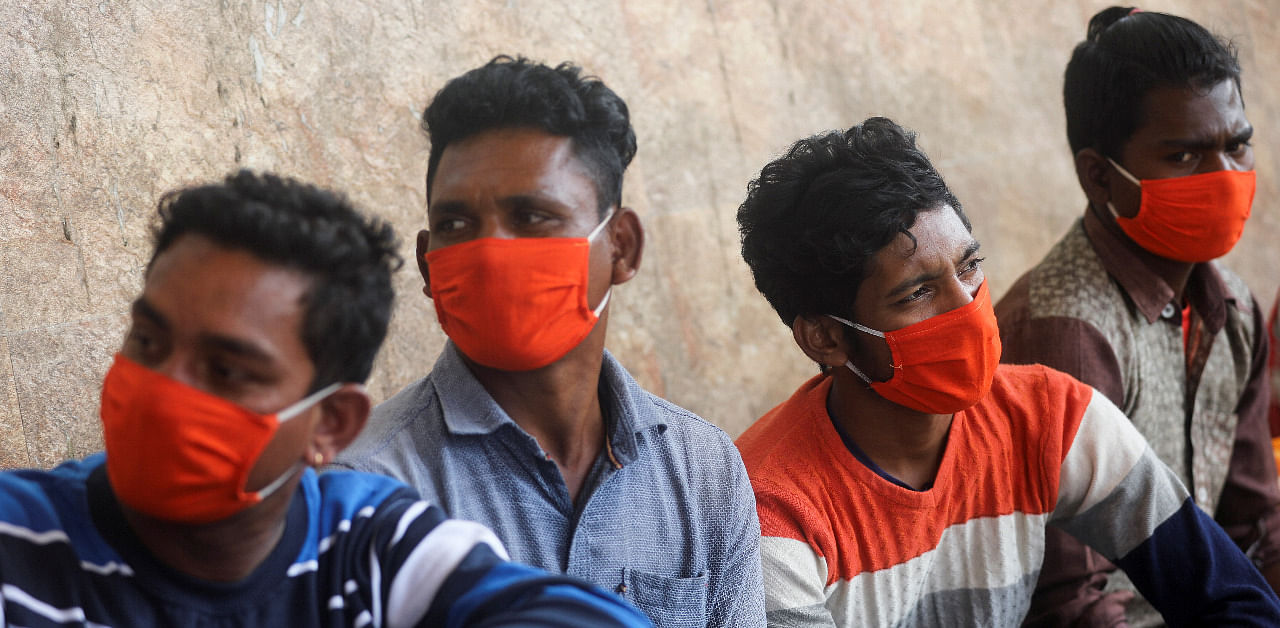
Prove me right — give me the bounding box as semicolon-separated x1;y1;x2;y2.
431;342;667;463
1082;210;1237;330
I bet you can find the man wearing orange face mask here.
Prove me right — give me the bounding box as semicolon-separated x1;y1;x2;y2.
735;116;1280;626
995;7;1280;626
0;171;653;627
335;56;765;627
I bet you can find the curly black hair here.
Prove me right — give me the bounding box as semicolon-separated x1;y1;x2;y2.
149;170;402;390
423;55;636;216
1064;6;1241;158
737;117;968;327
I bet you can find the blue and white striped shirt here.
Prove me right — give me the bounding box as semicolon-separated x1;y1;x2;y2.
0;454;651;627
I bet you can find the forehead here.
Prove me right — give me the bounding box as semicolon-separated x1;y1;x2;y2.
868;207;972;281
429;128;599;216
143;235;311;358
1130;80;1247;142
880;207;967;262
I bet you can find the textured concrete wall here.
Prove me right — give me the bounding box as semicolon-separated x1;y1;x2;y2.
3;1;1278;469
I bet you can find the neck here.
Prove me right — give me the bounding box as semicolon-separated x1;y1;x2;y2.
827;370;952;490
1091;204;1196;300
120;480;297;582
465;322;608;502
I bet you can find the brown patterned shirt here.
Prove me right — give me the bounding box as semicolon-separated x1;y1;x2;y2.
995;211;1280;627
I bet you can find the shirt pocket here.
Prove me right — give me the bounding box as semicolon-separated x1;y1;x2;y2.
620;567;708;628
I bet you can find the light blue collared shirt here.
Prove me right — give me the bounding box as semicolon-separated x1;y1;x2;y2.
335;342;765;628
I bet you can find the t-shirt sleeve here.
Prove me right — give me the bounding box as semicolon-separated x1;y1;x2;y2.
755;484;838;628
361;497;652;627
1051;390;1280;623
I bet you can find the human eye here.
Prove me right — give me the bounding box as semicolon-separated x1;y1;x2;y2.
208;359;248;385
1168;151;1196;165
960;257;985;276
431;217;467;233
513;208;554;227
898;285;931;304
122;325;165;364
1226;139;1252;156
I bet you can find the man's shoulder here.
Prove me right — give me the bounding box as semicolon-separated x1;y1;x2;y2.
0;456;127;589
313;468;416;513
1020;222;1124;319
338;375;442;472
641;391;733;443
1211;261;1258;318
0;456;98;529
633;391;750;493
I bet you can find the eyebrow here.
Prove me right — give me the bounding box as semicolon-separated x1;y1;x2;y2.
132;297;277;364
131;297;168;329
200;328;274;359
429;193;570;217
886;239;982;298
1158;125;1253;151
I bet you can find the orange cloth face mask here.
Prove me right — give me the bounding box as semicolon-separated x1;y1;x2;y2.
830;280;1002;414
1106;158;1255;262
426;212;613;372
99;354;339;523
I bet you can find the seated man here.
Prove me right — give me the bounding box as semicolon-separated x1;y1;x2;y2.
733;116;1280;626
335;56;765;627
0;171;649;627
994;7;1280;625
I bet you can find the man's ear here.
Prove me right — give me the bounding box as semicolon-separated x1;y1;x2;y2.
311;384;370;465
416;229;431;298
1075;148;1112;214
792;315;850;370
608;207;644;286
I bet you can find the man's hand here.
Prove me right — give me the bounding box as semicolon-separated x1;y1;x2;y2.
1072;590;1134;628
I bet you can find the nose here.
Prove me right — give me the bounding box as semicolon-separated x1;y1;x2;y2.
941;276;977;314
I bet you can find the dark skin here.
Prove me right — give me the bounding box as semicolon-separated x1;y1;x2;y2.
119;234;369;582
1076;79;1280;598
1075;79;1254;300
791;206;983;491
418;127;644;503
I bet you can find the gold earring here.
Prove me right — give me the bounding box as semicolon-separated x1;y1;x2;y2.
313;452;325;467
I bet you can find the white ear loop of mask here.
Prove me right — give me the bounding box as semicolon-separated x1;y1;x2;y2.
587;209;617;317
277;382;344;423
828;315;884;385
255;381;345;500
1104;158;1142;219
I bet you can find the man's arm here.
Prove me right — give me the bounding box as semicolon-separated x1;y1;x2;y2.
1214;290;1280;597
996;290;1131;625
1268;289;1280;436
375;499;651;627
1052;389;1280;624
751;484;837;628
423;549;654;627
758;535;837;628
705;435;767;627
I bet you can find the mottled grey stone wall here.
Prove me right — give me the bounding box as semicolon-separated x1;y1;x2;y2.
3;1;1278;469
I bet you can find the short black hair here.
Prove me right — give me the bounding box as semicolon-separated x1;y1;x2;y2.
423;55;637;215
1064;6;1242;158
738;117;968;327
149;170;402;390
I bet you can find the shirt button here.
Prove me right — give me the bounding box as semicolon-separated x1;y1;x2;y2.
1161;303;1177;319
1197;487;1210;504
616;584;628;594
